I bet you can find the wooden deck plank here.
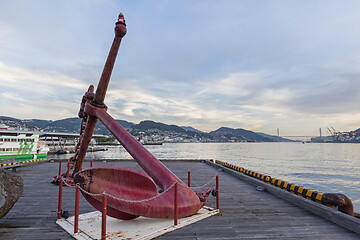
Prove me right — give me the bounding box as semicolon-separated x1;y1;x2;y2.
0;160;359;239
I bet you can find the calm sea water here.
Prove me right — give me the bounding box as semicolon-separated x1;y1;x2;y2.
55;142;360;212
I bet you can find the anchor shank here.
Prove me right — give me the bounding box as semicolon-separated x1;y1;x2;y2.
73;14;127;174
94;36;122;106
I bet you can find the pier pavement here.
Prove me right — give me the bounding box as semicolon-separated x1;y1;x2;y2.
0;159;359;239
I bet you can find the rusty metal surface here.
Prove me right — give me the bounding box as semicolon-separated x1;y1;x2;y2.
322;193;354;216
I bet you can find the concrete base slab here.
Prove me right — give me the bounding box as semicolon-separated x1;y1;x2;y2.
56;206;219;240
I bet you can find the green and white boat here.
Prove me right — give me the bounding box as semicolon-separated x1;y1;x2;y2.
0;133;49;160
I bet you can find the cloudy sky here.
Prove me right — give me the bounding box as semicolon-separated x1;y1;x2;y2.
1;0;360;136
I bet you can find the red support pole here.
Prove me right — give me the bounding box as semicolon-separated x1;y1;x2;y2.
101;193;107;240
174;183;178;226
216;175;219;210
74;186;80;233
91;160;93;167
187;170;191;187
58;159;62;176
57;179;63;219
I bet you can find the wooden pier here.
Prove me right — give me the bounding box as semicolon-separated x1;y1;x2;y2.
0;159;359;239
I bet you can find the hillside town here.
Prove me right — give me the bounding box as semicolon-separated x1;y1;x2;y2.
0;116;278;143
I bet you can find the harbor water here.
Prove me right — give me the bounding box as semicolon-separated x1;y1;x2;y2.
54;142;360;212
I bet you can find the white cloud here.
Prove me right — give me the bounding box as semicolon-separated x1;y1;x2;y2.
0;21;11;39
1;1;360;135
0;62;86;119
0;92;27;102
0;62;88;94
200;71;265;97
261;88;293;102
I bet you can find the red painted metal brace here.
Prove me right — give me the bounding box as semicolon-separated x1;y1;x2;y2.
57;178;63;219
174;183;178;225
188;170;191;187
102;193;107;240
74;187;80;233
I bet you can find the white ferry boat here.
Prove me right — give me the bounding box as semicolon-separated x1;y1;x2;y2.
0;133;49;160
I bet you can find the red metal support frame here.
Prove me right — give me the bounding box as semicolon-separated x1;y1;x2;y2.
174;183;178;226
57;179;63;219
102;193;107;240
188;170;191;187
91;160;93;168
74;186;80;233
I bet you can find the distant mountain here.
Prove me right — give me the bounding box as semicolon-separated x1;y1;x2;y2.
181;126;203;133
0;115;300;143
48;118;134;134
256;132;297;142
23;119;54;129
0;116;22;122
48;118;82;132
0;116;134;135
210;127;274;142
0;116;36;130
133;120;186;133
